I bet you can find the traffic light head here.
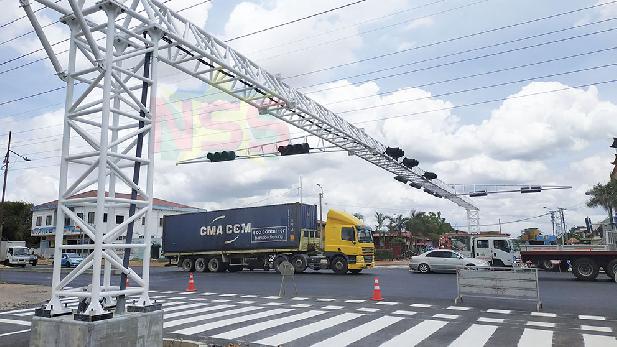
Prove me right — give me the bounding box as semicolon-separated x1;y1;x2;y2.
207;151;236;162
521;185;542;193
409;182;423;189
422;171;437;180
611;137;617;149
402;158;419;168
394;175;409;184
385;147;404;160
278;143;310;156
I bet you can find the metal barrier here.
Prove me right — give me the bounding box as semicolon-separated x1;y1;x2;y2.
455;267;542;311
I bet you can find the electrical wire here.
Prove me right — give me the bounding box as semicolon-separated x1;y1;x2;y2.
225;0;370;42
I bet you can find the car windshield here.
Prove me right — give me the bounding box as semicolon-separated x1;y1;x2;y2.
356;226;373;243
66;253;81;258
13;247;28;256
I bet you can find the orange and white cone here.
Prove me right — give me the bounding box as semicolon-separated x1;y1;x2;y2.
371;277;383;301
186;272;197;292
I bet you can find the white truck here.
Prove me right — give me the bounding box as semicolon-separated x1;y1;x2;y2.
439;233;520;267
0;241;35;267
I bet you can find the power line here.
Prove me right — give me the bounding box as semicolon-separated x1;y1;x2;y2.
225;0;370;42
285;0;617;80
300;21;617;92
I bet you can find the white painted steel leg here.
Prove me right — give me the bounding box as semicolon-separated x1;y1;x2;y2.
467;209;480;232
47;18;78;315
84;5;120;316
137;29;162;307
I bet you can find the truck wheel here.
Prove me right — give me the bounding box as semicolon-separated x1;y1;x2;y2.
290;255;307;273
572;258;599;281
194;258;207;272
605;259;617;280
273;256;289;273
208;257;224;272
542;260;556;271
181;258;194;272
331;256;348;275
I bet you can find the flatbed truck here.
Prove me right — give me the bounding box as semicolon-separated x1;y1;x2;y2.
520;245;617;281
162;203;375;274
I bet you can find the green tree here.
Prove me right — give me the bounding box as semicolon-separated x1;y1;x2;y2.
405;211;454;242
586;179;617;227
1;201;36;246
388;214;407;237
375;212;388;238
353;212;364;221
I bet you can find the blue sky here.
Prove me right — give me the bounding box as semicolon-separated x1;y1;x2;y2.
0;0;616;234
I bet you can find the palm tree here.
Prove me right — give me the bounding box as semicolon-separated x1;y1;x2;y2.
586;179;617;228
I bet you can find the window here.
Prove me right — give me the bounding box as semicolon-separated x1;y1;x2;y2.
45;215;53;226
103;213;107;223
427;251;449;258
116;215;124;224
476;240;489;248
36;216;42;226
77;212;84;221
341;227;355;241
65;207;74;227
493;239;510;252
87;212;95;224
449;251;461;259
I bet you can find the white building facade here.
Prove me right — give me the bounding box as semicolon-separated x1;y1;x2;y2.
31;190;203;258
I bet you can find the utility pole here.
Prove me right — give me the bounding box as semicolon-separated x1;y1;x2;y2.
0;131;12;242
316;184;324;237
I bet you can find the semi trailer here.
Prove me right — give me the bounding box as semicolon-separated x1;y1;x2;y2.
520;245;617;281
162;203;375;274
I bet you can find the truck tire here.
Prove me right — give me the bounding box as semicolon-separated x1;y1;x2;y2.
331;256;348;275
290;255;307;273
542;259;556;271
208;257;224;272
572;258;599;281
273;255;289;273
605;259;617;280
181;258;194;272
194;258;207;272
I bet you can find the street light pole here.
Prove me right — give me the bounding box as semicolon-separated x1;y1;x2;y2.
316;184;324;238
0;131;13;242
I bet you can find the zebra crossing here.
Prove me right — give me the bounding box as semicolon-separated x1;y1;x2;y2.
1;291;617;346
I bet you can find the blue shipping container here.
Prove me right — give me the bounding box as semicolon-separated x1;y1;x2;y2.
163;203;317;253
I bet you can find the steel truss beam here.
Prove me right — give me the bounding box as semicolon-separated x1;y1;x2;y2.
24;0;479;316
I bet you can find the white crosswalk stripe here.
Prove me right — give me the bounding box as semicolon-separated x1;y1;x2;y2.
212;310;327;340
0;318;31;326
379;319;447;347
449;324;497;347
164;304;235;321
163;306;261;329
255;312;363;346
172;308;294;335
583;334;617;347
518;328;553;347
311;315;403;347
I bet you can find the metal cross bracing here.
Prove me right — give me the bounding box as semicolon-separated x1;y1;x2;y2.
22;0;478;317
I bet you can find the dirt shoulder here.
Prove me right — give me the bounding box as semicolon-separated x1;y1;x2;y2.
0;283;50;311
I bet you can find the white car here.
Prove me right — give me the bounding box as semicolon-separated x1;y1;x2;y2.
409;249;489;273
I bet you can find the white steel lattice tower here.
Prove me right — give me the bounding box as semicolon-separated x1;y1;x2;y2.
23;0;480;318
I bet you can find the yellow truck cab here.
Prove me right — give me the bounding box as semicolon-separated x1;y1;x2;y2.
323;209;375;274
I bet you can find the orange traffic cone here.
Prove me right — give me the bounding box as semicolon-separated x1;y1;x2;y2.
186;272;196;292
371;277;383;301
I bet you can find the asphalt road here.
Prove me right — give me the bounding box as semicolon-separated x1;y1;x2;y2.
0;265;615;316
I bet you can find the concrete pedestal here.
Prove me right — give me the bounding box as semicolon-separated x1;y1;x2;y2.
29;310;163;347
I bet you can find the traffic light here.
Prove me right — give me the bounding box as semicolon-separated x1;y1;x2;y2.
422;171;437;180
469;190;488;197
520;185;542;193
385;147;404;160
409;182;422;189
206;151;236;162
394;175;409;184
402;158;419;168
611;137;617;149
278;143;310;156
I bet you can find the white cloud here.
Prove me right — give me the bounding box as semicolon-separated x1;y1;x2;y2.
405;17;434;30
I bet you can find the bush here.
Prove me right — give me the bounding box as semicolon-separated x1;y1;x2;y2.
375;249;394;261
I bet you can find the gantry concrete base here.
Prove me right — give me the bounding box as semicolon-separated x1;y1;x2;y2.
29;310;163;347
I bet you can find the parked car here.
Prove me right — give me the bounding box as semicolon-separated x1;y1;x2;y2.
409;249;489;273
60;253;84;267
